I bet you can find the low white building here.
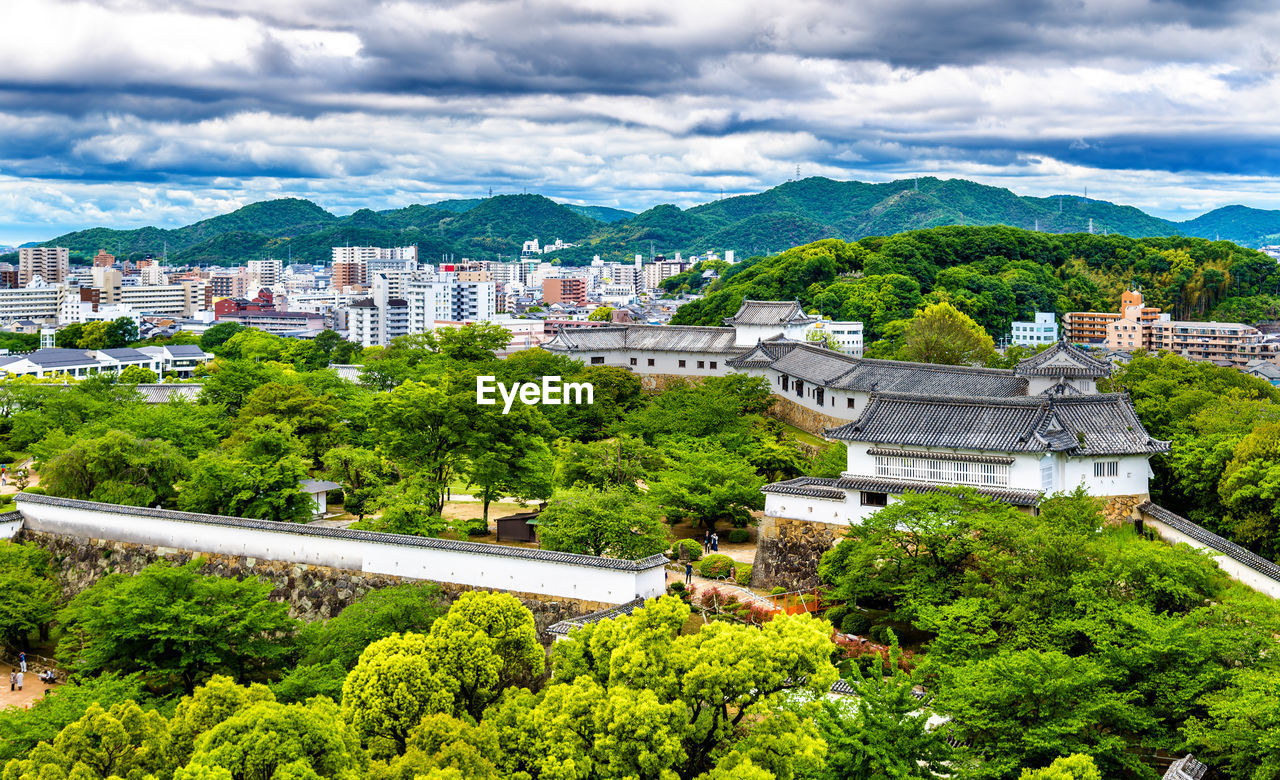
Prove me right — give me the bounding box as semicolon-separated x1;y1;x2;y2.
762;392;1169;526
1010;312;1059;346
807;320;864;356
0;347;164;379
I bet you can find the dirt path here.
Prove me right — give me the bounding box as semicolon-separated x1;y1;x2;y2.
0;662;54;710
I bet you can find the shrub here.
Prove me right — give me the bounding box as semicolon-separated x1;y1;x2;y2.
727;529;751;544
769;586;787;595
675;538;703;561
734;564;753;586
326;488;344;506
697;587;739;611
22;487;46;495
698;554;736;579
668;582;685;593
840;611;873;635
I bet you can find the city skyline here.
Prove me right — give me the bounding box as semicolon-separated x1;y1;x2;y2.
4;1;1280;245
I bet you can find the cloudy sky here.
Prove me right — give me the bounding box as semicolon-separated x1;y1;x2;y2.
2;0;1280;244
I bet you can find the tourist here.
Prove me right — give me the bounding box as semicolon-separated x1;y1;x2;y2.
8;671;13;691
685;561;693;585
702;531;710;553
711;532;719;552
15;671;22;691
18;652;25;673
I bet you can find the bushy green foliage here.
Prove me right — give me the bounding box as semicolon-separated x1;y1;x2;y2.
698;554;737;579
0;540;58;645
674;538;703;561
536;486;670;559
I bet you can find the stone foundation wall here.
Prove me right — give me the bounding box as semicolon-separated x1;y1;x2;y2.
751;514;846;590
766;396;846;437
17;530;610;634
1102;494;1149;526
638;373;705;391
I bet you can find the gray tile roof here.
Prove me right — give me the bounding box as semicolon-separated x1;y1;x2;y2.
546;598;646;636
758;342;1029;397
9;348;98;368
1014;338;1112;377
300;479;341;493
14;493;670;572
760;477;848;500
165;344;210;358
725;335;805;369
1162;754;1209;780
1139;502;1280;584
827;392;1170;456
99;348;151;362
723;299;819;326
134;384;202;403
545;324;740;354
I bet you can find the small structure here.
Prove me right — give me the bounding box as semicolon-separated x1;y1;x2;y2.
496;508;541;543
300;479;341;517
1162;754;1208;780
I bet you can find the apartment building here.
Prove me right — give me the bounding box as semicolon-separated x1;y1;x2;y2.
1065;290;1161;344
332;259;368;290
247;258;282;286
0;285;64;322
543;277;588;306
1146;320;1275;368
18;247;70;286
92;249;115;267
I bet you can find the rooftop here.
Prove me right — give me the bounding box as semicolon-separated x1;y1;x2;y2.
826;392;1170;456
544;324;740;354
723;299;820;327
1012;338;1112;378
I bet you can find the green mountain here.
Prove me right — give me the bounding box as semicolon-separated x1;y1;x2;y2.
30;177;1280;267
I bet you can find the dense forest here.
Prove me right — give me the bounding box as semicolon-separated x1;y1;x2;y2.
13;176;1280;268
670;229;1280;336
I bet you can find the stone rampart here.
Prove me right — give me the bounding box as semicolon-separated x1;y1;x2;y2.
17;529;613;632
766;395;846;436
751;513;846;590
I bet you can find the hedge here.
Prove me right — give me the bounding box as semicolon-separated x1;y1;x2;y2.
675;538;703;561
727;529;751;544
698;554;736;579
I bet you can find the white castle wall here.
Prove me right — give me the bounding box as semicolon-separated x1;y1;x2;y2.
14;495;665;605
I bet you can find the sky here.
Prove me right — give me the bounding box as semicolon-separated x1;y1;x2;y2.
3;0;1280;245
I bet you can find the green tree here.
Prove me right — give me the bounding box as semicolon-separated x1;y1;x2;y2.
41;429;190;507
0;673;146;763
461;401;554;525
896;301;995;366
199;322;246;354
649;448;765;530
164;675;277;775
435;322;510;363
178;418;312;523
372;380;470;516
184;698;366;780
54;322;85;349
340;632;456;759
117;364;159;384
811;638;951;780
1185;668;1280;780
321;446;388;520
555;435;664;490
1;701;167;780
1218;421;1280;559
536;486;670;559
1018;755;1102;780
237;383;343;466
588;305;615;321
56;560;298;694
0;541;58;646
104;317;139;348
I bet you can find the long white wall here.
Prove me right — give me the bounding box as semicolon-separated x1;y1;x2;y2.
14;495;666;604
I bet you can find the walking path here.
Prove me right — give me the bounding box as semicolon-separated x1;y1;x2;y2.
0;662;54;710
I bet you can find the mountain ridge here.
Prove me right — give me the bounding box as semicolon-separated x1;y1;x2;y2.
16;177;1280;266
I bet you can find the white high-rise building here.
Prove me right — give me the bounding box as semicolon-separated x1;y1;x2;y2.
247;258;282;287
19;247;69;286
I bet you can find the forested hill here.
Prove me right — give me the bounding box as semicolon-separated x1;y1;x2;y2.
22;176;1280;266
669;228;1280;336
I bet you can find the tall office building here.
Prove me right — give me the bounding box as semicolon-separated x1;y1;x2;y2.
19;247;70;286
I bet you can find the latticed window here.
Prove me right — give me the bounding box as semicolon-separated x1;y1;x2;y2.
874;454;1009;487
1093;460;1119;478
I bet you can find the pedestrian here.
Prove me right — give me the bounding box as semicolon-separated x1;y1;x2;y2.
8;671;13;692
702;531;710;553
684;561;693;585
15;672;22;691
18;652;25;673
711;532;719;552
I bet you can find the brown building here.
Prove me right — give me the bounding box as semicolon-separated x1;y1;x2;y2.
542;277;587;306
18;247;69;286
332;259;368;290
93;249;116;267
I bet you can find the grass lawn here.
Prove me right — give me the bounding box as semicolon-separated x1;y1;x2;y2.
777;422;830;448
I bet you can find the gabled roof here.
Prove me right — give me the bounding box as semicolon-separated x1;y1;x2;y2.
725;335;805;369
544;324;739;354
163;344;211;358
1014;338;1112;378
134;384;202;403
827;392;1170;456
747;341;1029;397
723;299;819;327
760;475;1041;507
98;348;151;362
2;348;97;368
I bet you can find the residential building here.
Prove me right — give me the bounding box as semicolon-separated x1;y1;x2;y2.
332;258;368;289
1245;358;1280;386
18;247;69;286
92;249;115;267
332;246;417;268
0;347;164;379
136;344;214;378
1146;319;1275;368
246;258;282;286
0;284;65;323
543;278;588;306
1010;311;1058;346
1065;289;1161;344
807;320;864;357
214;310;324;334
0;264;17;289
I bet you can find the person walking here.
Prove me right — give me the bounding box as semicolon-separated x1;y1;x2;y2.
18;652;25;673
8;671;13;692
15;671;22;691
702;531;710;553
684;561;693;585
711;532;719;552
